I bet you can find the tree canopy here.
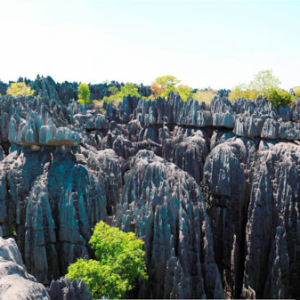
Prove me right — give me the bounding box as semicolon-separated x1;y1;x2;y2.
78;83;90;104
150;75;194;101
228;69;295;108
6;82;35;97
155;75;180;89
119;82;140;98
293;86;300;97
66;221;147;299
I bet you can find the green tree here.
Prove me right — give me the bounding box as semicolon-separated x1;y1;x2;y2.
293;86;300;97
119;82;140;97
249;69;281;97
266;88;295;108
78;83;90;104
151;75;191;100
229;70;280;101
66;221;147;299
6;82;35;97
177;84;193;102
155;75;180;89
108;86;119;95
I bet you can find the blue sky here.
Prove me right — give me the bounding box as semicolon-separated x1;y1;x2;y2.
0;0;299;89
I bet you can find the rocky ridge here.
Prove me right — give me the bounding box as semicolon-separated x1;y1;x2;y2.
0;76;299;299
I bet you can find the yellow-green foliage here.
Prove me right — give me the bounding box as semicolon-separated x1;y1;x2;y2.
249;69;281;96
192;89;218;105
119;82;140;98
177;85;193;102
108;86;119;95
228;83;259;101
6;82;35;97
266;88;295;108
150;75;193;101
293;86;300;97
229;70;281;101
78;83;90;104
155;75;180;89
102;95;122;106
100;83;141;107
66;221;147;299
93;100;106;113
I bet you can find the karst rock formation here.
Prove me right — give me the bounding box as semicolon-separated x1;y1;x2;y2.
0;76;299;299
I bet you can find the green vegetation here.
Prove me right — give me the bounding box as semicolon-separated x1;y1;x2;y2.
66;221;147;299
108;86;119;95
177;84;193;102
150;75;193;101
99;82;141;108
78;83;90;104
6;82;35;97
229;70;295;108
266;88;295;108
192;89;218;105
293;86;300;97
119;82;140;98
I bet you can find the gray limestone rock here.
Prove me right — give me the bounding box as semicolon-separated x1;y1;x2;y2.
213;112;234;128
261;118;279;139
0;237;50;300
242;141;300;299
173;131;208;184
203;137;257;298
233;115;264;137
0;146;122;284
278;121;300;140
47;277;93;300
114;150;224;299
210;130;235;150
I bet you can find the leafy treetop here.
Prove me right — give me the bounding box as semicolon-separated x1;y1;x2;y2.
119;82;140;98
78;83;90;104
293;86;300;97
229;69;281;101
6;82;35;97
108;86;119;95
150;75;194;101
249;69;281;97
155;75;180;89
66;221;147;299
229;69;295;108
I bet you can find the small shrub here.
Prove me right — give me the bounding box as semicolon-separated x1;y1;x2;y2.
78;83;90;104
193;89;218;105
66;221;148;299
228;83;259;101
293;86;300;97
108;86;119;95
266;88;295;108
6;82;35;97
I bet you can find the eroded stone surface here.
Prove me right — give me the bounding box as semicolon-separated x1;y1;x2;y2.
114;150;224;299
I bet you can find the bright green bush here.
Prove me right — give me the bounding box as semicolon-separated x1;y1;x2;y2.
177;84;193;102
66;221;147;299
266;88;295;108
293;86;300;97
119;82;140;98
78;83;90;104
108;86;119;95
6;82;35;97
